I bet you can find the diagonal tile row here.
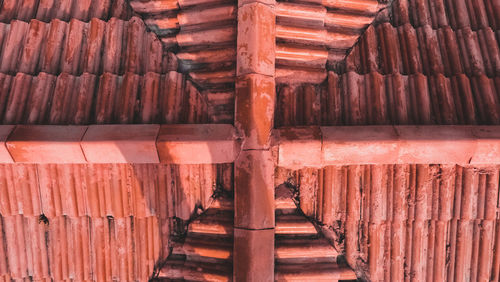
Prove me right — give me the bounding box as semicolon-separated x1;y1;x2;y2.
275;0;387;84
0;124;239;164
0;17;169;76
129;0;238;90
204;89;235;124
0;0;133;23
274;194;357;281
158;196;234;281
0;71;209;125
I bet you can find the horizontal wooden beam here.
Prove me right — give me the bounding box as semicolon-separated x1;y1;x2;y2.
0;124;240;164
278;126;500;168
1;125;500;165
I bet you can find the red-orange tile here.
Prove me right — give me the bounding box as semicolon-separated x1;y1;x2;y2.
6;125;87;163
278;126;322;168
233;228;274;282
234;150;274;229
81;124;160;163
237;2;275;76
157;124;240;164
235;74;275;150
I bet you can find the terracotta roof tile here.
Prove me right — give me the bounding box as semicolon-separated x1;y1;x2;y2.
1;0;500;280
1;162;230;220
392;0;500;31
273;0;390;82
0;161;233;280
272;0;500;128
0;164;40;216
277;164;500;281
0;17;168;76
0;71;210;125
274;195;356;280
276;72;500;126
345;23;500;77
127;0;387;88
0;0;133;23
204;90;235;123
128;0;237;89
158;197;234;280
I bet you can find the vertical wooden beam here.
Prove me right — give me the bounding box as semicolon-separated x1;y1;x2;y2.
234;0;276;280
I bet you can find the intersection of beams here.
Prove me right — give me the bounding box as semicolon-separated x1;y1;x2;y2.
1;125;500;166
234;0;276;280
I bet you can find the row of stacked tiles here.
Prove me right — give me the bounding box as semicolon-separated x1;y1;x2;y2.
0;17;171;76
275;0;384;72
390;0;500;31
0;214;162;281
0;71;209;125
345;23;500;77
0;162;230;219
0;124;239;164
127;1;238;90
0;0;133;23
276;164;500;281
205;90;234;124
0;160;233;280
278;126;500;168
276;72;500;126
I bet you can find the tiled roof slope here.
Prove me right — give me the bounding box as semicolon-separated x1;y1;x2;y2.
128;0;394;87
157;196;234;281
0;163;233;281
275;0;390;84
128;0;237;90
0;0;133;23
204;89;235;124
276;164;500;281
0;18;166;76
274;193;356;281
0;1;214;125
276;72;500;126
0;72;208;124
276;0;500;126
